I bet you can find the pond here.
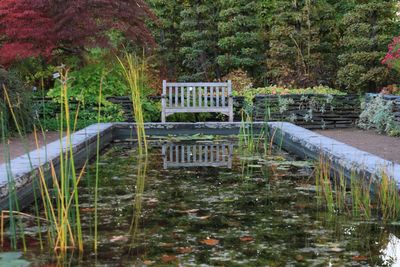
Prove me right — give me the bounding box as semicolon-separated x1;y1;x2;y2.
3;140;400;266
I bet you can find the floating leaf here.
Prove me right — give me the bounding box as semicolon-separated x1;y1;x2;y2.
239;236;254;242
161;255;177;263
143;260;155;265
200;238;219;246
248;165;262;168
159;243;175;248
198;215;211;220
176;247;193;254
80;207;95;212
110;235;128;242
352;255;368;261
176;209;199;214
295;255;304;261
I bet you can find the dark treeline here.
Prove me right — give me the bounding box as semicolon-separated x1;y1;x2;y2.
149;0;400;92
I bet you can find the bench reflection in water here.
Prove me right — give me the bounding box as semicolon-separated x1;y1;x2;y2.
161;142;234;169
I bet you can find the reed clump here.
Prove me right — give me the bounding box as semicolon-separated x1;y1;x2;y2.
315;156;400;221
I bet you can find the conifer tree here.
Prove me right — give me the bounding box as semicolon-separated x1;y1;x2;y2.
266;0;337;87
148;0;183;80
337;1;399;92
179;0;221;81
217;0;264;80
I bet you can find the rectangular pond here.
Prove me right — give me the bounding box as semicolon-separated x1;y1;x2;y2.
5;138;400;266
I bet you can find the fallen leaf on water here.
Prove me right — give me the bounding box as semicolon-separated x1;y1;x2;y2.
330;246;343;252
295;204;307;209
177;209;199;214
352;255;368;261
159;242;175;248
176;247;193;254
239;236;254;242
80;207;95;212
295;255;304;261
143;260;155;265
200;238;219;246
198;215;211;220
110;235;128;242
161;254;177;263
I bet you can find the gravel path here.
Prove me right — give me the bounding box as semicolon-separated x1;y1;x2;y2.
0;131;62;164
315;128;400;164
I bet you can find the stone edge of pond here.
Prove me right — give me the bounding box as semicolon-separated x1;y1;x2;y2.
267;122;400;187
0;121;398;210
0;123;114;209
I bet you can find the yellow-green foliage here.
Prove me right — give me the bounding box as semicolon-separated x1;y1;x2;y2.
238;86;346;104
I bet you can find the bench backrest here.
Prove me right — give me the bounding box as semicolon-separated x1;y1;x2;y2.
161;80;233;122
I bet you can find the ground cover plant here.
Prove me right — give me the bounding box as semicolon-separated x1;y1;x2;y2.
358;95;400;137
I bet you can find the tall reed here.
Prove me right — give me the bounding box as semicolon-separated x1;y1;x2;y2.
93;73;104;252
26;67;86;253
117;53;148;155
314;155;400;221
378;170;400;220
117;52;149;254
129;156;148;250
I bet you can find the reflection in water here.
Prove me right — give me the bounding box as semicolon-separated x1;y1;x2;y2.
129;155;148;250
381;233;400;266
161;142;234;169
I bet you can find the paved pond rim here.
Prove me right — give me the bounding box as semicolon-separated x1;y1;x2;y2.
0;122;399;210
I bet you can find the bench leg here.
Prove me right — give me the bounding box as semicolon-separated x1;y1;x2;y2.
161;110;166;123
229;110;233;122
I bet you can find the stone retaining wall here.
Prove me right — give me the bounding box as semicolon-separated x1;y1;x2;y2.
252;94;361;129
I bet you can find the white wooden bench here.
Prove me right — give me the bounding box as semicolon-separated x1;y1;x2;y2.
161;80;233;123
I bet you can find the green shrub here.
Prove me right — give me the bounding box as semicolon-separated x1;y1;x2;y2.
36;60;161;129
0;68;33;135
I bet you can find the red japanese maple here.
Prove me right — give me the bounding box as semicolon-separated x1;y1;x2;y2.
0;0;155;66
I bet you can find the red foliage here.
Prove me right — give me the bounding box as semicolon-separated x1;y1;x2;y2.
0;0;155;65
382;36;400;71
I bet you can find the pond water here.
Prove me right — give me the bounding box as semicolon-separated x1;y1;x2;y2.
4;140;400;266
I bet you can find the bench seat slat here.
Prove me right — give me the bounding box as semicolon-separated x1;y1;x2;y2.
216;87;220;107
222;87;226;107
210;87;214;107
181;87;184;107
175;86;178;107
167;82;228;87
169;87;172;107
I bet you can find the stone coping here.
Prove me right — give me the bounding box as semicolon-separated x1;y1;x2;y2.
0;122;399;210
267;122;400;187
